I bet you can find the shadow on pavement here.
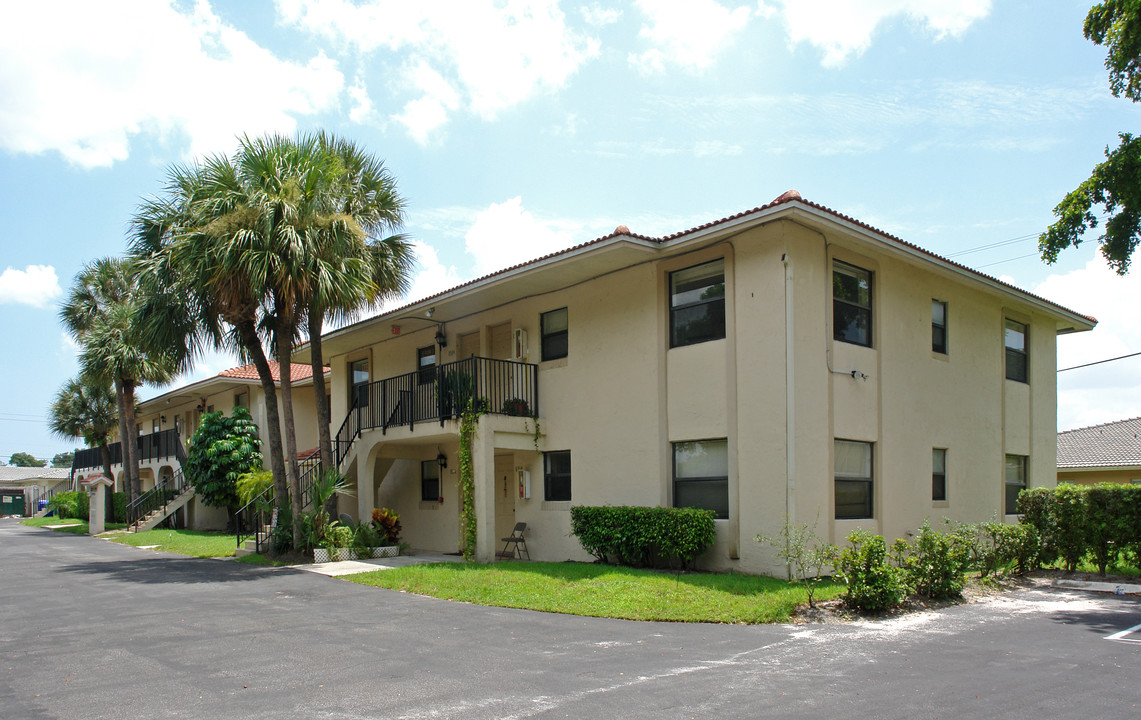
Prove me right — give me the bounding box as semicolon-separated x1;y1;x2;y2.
56;555;302;585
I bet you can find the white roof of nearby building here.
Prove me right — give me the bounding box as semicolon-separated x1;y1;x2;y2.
0;467;71;483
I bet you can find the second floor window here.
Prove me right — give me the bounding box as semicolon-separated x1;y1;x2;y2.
1005;319;1028;383
541;308;568;361
417;346;436;385
350;358;369;407
669;259;725;348
932;300;947;354
834;260;872;347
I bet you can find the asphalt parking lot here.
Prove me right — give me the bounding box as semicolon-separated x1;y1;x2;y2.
2;518;1139;719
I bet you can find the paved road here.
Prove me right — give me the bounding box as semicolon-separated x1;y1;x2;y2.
2;518;1139;719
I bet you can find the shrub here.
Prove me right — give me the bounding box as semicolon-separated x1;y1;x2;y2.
48;491;89;521
754;518;837;608
570;505;716;569
1085;483;1133;575
371;507;402;546
111;492;127;524
1017;487;1055;568
835;529;908;612
899;520;971;600
184;408;262;512
236;469;274;511
352;522;381;551
1053;484;1087;571
967;520;1040;577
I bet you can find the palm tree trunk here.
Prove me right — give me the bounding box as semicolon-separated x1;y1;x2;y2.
276;322;303;548
237;321;289;524
308;307;336;517
122;378;142;502
113;379;133;504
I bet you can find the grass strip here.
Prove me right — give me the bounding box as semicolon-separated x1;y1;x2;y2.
105;529;236;558
21;517;82;527
346;561;842;623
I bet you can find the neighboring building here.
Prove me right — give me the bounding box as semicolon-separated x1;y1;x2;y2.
0;467;72;516
71;361;329;530
294;191;1095;574
1057;417;1141;486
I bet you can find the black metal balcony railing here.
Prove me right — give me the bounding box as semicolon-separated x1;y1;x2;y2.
72;428;187;474
334;356;538;466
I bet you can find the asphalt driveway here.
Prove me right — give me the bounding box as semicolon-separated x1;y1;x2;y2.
2;518;1138;719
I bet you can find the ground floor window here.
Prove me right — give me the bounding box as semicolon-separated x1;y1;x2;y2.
1005;454;1027;515
421;459;440;502
835;439;873;519
932;448;947;502
673;439;728;519
544;451;571;502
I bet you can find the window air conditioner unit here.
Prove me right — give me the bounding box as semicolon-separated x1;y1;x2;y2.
512;328;527;361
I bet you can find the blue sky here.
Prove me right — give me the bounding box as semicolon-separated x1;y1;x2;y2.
2;0;1139;463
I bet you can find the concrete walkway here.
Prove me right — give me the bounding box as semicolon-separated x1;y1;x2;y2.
296;549;465;577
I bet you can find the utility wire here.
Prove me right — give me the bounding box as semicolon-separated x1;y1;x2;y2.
1058;351;1141;372
947;233;1038;258
974;252;1041;269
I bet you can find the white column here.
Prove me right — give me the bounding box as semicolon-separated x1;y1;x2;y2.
472;417;497;562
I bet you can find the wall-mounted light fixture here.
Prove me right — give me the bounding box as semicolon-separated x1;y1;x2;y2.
160;415;166;425
437;451;448;470
435;324;447;348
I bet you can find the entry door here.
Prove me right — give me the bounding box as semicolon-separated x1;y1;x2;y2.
489;322;511;360
493;454;516;550
458;331;480;360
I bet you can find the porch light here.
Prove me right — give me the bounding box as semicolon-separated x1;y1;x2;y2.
435;325;447;347
437;452;448;470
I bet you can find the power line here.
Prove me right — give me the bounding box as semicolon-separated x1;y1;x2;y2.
974;252;1041;269
1058;351;1141;372
947;233;1038;258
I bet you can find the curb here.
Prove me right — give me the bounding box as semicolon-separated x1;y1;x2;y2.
1052;579;1141;595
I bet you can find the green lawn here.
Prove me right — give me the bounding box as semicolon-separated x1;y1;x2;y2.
20;517;127;534
105;529;236;558
346;562;843;623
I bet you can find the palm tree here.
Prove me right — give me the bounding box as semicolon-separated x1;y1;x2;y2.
48;376;118;484
305;132;414;511
130;156;292;521
60;258;175;503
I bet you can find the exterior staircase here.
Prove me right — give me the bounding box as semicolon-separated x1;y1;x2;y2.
130;484;196;532
234;521;274;557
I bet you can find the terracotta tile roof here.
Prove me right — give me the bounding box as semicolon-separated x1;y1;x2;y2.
218;362;327;382
1057;416;1141;468
353;190;1095;328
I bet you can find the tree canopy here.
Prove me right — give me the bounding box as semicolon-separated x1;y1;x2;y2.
184;407;262;513
9;452;46;467
51;452;75;468
1040;1;1141;273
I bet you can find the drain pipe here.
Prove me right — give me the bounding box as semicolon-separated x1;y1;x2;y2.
782;250;796;581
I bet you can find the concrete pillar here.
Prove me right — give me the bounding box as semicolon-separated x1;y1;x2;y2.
472;417;497;562
357;452;376;524
83;476;114;534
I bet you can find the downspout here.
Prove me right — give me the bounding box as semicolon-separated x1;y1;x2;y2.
782;250;796;581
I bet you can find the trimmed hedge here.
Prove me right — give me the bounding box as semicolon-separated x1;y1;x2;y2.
1019;482;1141;575
570;505;716;569
112;491;126;524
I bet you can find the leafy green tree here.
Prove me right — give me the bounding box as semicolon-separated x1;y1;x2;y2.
8;452;46;467
1041;1;1141;273
48;376;118;480
183;407;262;522
51;452;74;468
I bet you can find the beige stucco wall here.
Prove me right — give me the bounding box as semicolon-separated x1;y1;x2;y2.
1057;467;1141;486
329;217;1071;575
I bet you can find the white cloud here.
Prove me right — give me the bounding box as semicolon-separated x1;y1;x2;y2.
0;0;344;168
406;242;465;302
0;265;62;308
774;0;992;67
276;1;599;143
464;197;580;277
581;4;622;27
347;76;377;125
1035;259;1141;431
629;0;753;74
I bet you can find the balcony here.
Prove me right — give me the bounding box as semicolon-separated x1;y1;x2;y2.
335;356;538;465
73;428;187;473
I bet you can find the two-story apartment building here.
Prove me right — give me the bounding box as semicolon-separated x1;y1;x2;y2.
296;191;1095;574
72;361;329;530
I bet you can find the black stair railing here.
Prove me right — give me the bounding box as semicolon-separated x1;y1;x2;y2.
126;467;188;531
235;484;276;554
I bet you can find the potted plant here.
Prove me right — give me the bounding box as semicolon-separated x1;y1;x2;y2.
501;398;530;417
370;507;402;556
